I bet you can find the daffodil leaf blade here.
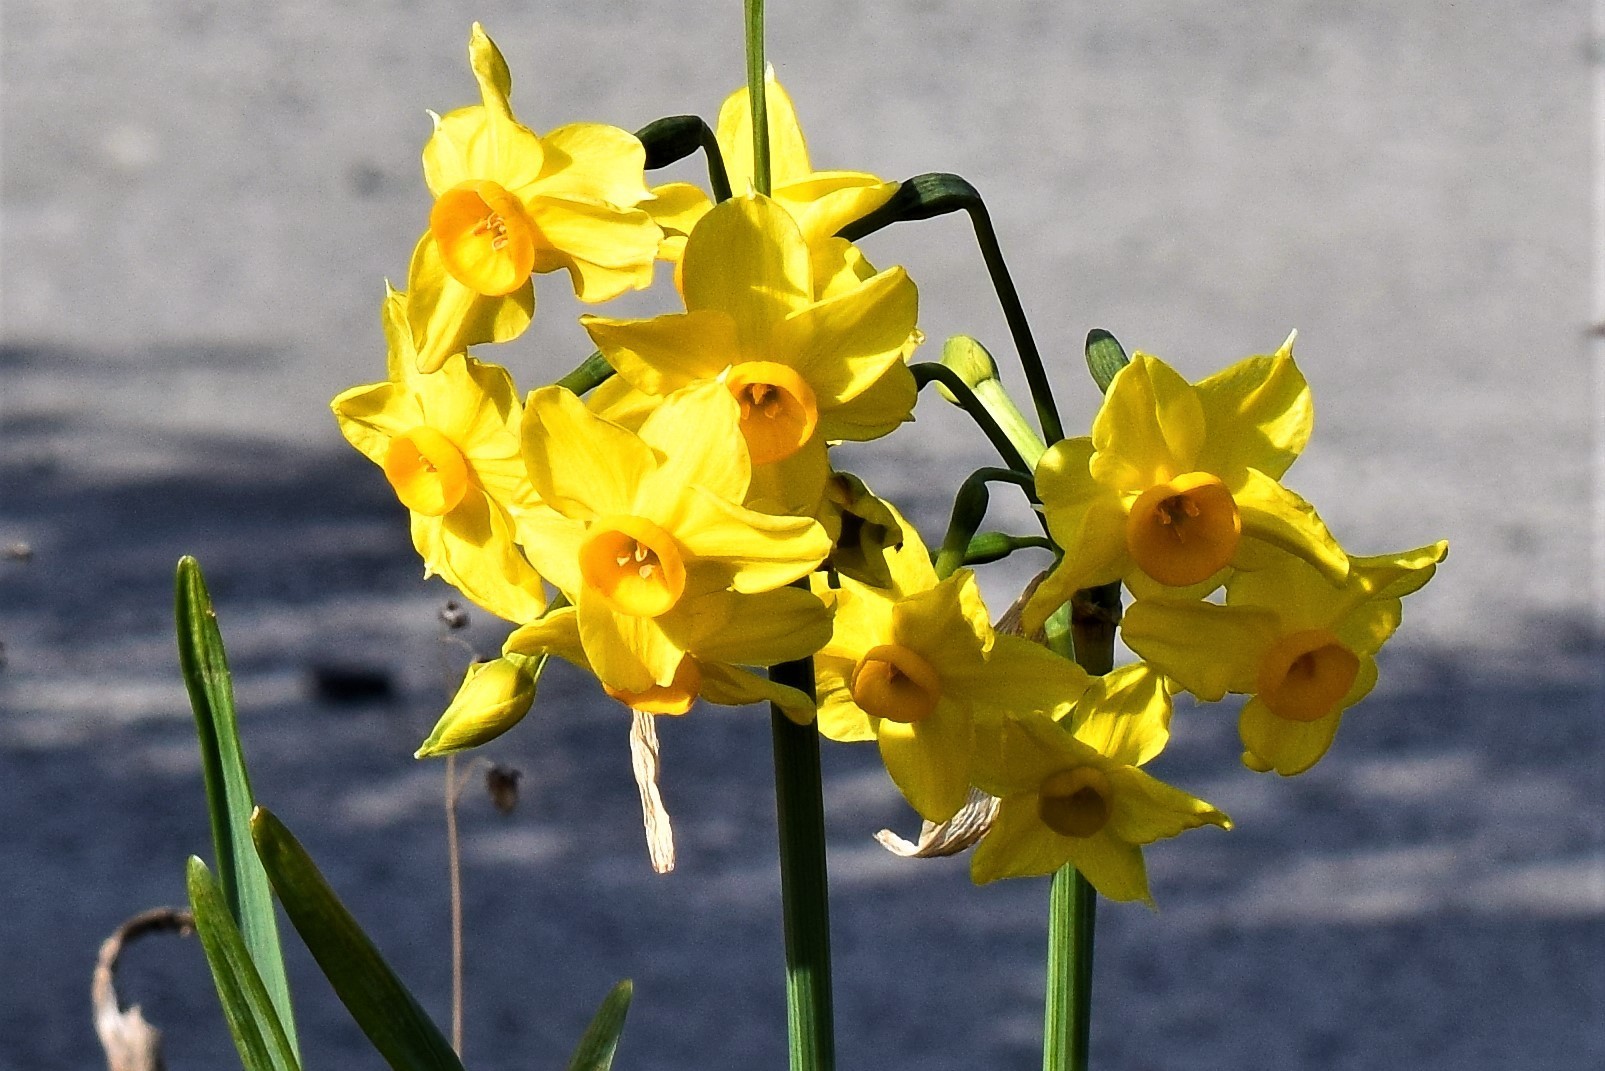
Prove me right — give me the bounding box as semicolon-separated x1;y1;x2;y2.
565;980;634;1071
186;858;301;1071
250;808;466;1071
175;556;299;1058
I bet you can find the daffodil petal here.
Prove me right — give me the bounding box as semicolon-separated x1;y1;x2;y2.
716;73;812;189
537;122;651;206
522;385;659;520
669;487;829;594
1192;353;1312;482
1238;696;1346;776
815;652;875;742
970;794;1072;884
817;360;916;442
1121;599;1276;701
1105;766;1230;846
681;195;811;340
1066;662;1171;767
663;587;832;666
644;181;714;239
504;605;586;664
332;381;412;464
584;310;739;401
891;571;992;663
406;234;534;373
524;197;660;301
699;663;817;724
1090;355;1205;491
413;495;546;623
1233;468;1348;585
1065;830;1155;905
942;635;1092;727
774;175;900;245
636;381;751;504
577;596;681;693
771;266;918;408
877;699;976;823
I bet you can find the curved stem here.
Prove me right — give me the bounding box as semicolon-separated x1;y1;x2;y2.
911;363;1033;476
933;467;1038;579
841;174;1064;445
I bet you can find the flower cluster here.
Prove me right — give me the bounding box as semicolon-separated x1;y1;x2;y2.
331;25;1445;905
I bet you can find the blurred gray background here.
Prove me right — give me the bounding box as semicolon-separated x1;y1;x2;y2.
2;1;1601;1069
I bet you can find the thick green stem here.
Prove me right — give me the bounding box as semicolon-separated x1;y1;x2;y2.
769;657;835;1071
1041;583;1118;1071
1043;866;1096;1071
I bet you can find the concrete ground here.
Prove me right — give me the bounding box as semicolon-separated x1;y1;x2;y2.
2;2;1602;1068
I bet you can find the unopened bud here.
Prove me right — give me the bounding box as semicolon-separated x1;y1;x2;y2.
416;653;541;758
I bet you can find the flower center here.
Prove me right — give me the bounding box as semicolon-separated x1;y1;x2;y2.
724;361;820;465
1037;766;1112;838
849;643;942;724
383;426;470;516
1255;628;1359;722
1125;472;1242;586
603;656;703;715
579;515;687;618
429;180;541;296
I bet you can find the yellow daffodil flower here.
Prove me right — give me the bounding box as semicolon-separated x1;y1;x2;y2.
813;526;1091;823
969;710;1230;902
500;584;832;724
518;382;832;696
1121;540;1448;775
405;24;661;372
581;194;919;516
1023;345;1348;633
332;288;546;622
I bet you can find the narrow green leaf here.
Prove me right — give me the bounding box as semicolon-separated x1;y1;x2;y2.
176;556;299;1056
251;807;467;1071
186;858;301;1071
565;980;634;1071
1085;329;1129;395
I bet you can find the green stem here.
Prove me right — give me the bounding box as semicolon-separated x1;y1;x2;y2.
1041;582;1119;1071
911;363;1033;475
840;174;1064;445
1043;867;1096;1071
933;468;1037;579
745;0;770;197
769;657;835;1071
634;115;733;202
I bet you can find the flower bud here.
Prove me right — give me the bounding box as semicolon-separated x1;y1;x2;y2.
416;653;541;757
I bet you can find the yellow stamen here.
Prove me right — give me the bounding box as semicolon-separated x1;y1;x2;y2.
383;426;470;516
429;180;540;296
850;643;942;724
1125;471;1241;586
1037;766;1112;838
580;515;686;617
1256;628;1359;722
724;361;820;465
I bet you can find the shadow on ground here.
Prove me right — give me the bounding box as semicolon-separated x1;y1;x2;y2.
1;423;1601;1071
